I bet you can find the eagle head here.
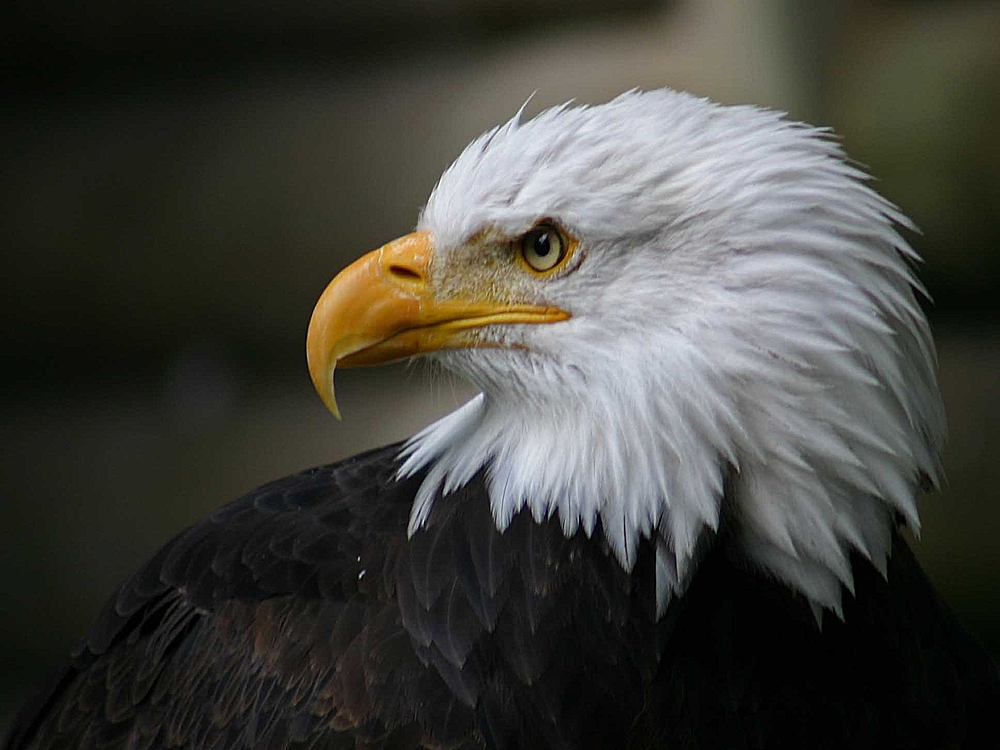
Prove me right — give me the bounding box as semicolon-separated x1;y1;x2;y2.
306;89;945;618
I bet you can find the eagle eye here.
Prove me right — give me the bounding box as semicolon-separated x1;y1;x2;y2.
519;223;567;273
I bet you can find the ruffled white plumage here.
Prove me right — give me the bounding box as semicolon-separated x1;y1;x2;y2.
397;89;946;617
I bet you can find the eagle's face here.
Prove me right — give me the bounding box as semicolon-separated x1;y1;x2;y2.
306;89;946;619
417;95;735;396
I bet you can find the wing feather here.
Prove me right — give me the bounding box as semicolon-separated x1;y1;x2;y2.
6;442;998;750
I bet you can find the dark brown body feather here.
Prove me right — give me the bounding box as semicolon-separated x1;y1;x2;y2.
4;443;998;750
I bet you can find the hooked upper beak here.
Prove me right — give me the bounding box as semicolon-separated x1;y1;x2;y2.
306;230;569;417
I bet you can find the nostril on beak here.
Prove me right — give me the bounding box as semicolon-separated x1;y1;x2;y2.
388;264;422;282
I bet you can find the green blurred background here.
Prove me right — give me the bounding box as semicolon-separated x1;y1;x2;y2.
2;0;998;732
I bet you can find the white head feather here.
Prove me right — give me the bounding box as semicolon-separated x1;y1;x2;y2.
397;89;946;618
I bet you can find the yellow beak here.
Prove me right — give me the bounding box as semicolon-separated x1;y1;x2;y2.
306;231;569;418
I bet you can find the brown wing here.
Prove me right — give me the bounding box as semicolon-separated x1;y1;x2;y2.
6;438;999;750
2;444;661;750
3;444;478;750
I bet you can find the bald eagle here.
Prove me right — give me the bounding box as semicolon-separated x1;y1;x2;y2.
4;89;998;750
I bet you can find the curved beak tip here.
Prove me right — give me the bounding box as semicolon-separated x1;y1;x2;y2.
306;345;342;420
321;382;342;421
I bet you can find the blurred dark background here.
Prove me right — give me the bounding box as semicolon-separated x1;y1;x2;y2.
2;0;998;732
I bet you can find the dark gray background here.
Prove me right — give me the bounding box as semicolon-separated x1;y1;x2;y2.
3;0;999;732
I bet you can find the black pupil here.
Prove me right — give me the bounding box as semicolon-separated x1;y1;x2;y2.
533;232;551;257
